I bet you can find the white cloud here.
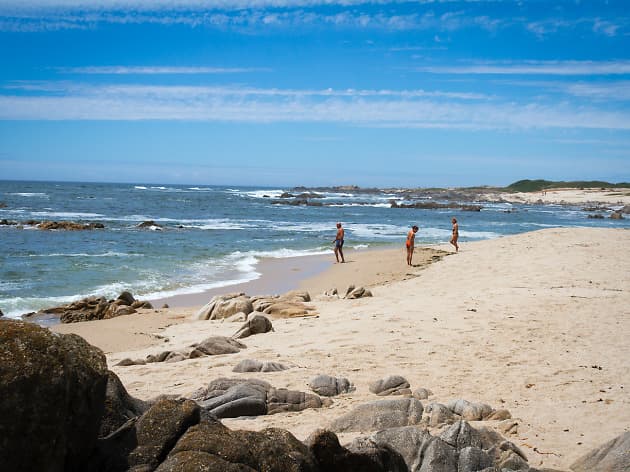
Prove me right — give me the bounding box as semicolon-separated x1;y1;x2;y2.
57;66;269;74
416;60;630;75
1;82;629;131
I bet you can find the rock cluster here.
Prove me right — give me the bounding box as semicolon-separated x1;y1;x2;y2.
2;318;627;471
0;218;105;229
189;377;332;418
116;336;246;366
24;291;153;323
194;290;317;320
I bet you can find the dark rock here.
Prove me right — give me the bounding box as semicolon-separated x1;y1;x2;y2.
127;399;201;470
169;419;319;471
117;291;136;305
155;450;257;471
308;374;355;397
37;220;105;230
0;319;109;472
232;313;273;339
306;429;408;472
0;308;3;317
570;431;630;472
137;220;163;228
100;371;149;438
279;192;295;198
588;214;605;219
232;359;289;373
330;398;424;433
0;201;6;208
369;375;411;396
354;426;433;471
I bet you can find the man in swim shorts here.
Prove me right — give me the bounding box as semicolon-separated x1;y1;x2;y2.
333;222;345;263
406;225;418;266
450;218;459;252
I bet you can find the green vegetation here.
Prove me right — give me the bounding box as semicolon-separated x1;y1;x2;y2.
506;179;630;193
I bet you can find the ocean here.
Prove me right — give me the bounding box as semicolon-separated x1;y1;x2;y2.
1;180;627;319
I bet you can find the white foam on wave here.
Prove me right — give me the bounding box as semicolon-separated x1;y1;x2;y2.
237;189;287;199
7;192;48;197
29;211;104;218
346;223;408;239
27;251;141;258
134;186;148;190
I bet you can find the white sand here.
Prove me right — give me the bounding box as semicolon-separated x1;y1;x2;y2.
53;227;630;470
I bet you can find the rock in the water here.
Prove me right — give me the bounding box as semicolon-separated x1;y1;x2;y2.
232;313;273;339
232;359;289;373
330;398;424;433
610;211;624;219
369;375;411;396
0;308;3;317
37;220;105;230
308;374;355;397
0;319;109;471
570;431;630;472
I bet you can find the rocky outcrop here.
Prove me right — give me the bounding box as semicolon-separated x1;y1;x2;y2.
308;375;355;397
38;220;105;230
232;359;289;373
369;375;411;396
23;291;153;324
137;220;163;229
116;336;247;366
0;319;109;472
190;377;332;419
232;313;273;339
330;398;424;433
252;290;318;318
100;371;150;438
447;399;494;421
570;431;630;472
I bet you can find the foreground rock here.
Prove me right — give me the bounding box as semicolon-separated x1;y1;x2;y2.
570;431;630;472
0;320;109;471
330;398;424;433
116;336;246;366
190;377;332;418
23;291;153;323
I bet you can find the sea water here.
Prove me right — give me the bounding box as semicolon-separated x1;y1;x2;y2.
1;180;627;319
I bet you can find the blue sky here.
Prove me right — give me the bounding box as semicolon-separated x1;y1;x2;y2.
0;0;629;187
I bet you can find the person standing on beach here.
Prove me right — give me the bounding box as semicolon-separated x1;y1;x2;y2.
450;218;459;252
406;225;419;266
333;222;345;263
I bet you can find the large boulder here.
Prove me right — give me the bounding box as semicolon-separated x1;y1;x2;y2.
570;431;630;472
0;319;109;472
100;371;150;438
165;419;319;472
330;398;424;433
193;293;254;320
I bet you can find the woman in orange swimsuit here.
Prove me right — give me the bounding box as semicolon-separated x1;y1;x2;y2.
406;225;418;266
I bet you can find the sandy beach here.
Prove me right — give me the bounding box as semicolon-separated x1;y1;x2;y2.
51;225;630;470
